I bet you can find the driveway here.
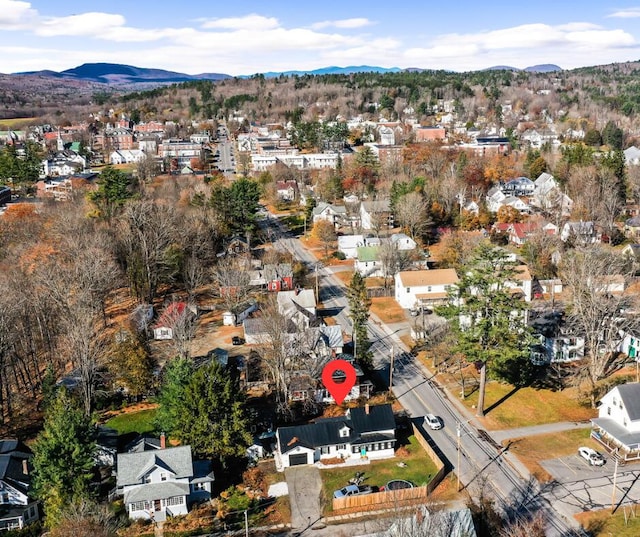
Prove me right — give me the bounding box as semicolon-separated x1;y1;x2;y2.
541;453;640;512
285;466;323;530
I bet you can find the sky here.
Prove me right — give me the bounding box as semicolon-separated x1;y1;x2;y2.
1;0;640;76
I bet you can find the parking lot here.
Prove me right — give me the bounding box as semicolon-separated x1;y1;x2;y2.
541;452;640;512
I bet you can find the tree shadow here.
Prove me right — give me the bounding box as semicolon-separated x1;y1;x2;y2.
483;386;520;416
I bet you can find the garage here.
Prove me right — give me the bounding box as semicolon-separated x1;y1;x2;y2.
288;453;308;466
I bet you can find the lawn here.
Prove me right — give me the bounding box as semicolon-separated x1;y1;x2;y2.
457;381;595;430
0;118;40;129
575;507;640;536
370;297;406;324
319;435;439;514
333;270;355;285
503;428;592;482
104;407;158;435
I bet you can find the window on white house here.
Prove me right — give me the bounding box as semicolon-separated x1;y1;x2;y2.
406;287;410;293
160;473;167;482
166;496;183;506
337;444;346;450
192;482;206;491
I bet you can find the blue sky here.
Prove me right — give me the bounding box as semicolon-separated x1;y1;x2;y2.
2;0;640;75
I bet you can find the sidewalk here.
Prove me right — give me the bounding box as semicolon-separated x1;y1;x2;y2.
491;420;592;443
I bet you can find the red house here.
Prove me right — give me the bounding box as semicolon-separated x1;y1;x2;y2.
264;263;294;292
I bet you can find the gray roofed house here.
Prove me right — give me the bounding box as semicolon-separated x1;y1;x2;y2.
275;404;396;469
591;383;640;462
0;439;39;531
116;444;214;520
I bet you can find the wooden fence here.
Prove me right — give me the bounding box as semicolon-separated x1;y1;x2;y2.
332;424;446;511
366;287;393;298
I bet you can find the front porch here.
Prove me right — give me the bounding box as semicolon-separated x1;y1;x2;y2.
591;418;640;462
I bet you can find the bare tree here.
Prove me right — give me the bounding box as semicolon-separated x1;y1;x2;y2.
116;200;179;304
395;191;431;240
211;256;252;312
559;245;640;407
378;241;413;287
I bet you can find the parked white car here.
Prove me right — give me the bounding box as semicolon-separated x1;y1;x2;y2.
424;414;443;430
578;446;605;466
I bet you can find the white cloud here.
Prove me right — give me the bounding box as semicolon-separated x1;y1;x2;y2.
607;7;640;18
311;18;374;30
0;0;37;29
201;14;280;31
36;12;126;37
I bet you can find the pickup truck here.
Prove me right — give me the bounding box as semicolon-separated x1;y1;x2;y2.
333;484;375;499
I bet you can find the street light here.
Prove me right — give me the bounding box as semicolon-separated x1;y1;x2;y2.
456;418;474;491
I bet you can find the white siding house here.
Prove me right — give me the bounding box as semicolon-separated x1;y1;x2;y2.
591;384;640;461
394;269;459;310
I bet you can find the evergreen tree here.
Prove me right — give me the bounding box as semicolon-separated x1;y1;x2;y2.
437;243;534;416
154;357;194;434
88;166;133;219
174;361;252;465
602;120;624;150
32;389;96;528
347;272;372;368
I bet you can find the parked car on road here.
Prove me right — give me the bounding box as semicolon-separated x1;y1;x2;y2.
424;414;444;430
232;336;244;345
578;446;605;466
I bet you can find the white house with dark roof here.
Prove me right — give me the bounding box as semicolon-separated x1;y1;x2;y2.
116;444;214;521
0;439;39;531
624;146;640;166
275;403;396;468
591;383;640;461
312;202;346;228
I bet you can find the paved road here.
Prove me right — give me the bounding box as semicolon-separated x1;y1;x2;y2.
262;213;586;536
215;122;235;176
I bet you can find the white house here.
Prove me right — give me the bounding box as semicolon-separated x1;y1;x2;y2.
395;269;459;310
561;221;598;244
277;289;317;328
153;302;196;340
360;200;393;231
500;177;535;197
116;444;214;520
624;146;640;166
0;440;39;531
312;202;346;228
275;404;396;468
109;149;144;165
591;383;640;461
354;246;382;277
338;234;365;259
390;233;417;251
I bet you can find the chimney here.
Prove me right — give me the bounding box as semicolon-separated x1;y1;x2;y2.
365;403;370;415
160;432;166;449
22;459;28;476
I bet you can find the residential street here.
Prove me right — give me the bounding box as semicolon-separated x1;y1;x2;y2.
261;212;588;536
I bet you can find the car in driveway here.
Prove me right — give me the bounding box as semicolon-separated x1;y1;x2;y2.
424;413;444;430
578;446;605;466
333;484;374;499
232;336;244;346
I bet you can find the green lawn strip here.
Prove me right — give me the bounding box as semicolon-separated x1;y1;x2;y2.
104;408;158;435
460;382;595;429
320;436;439;514
576;508;640;536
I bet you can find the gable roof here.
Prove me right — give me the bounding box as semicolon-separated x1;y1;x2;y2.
0;439;32;495
397;269;459;288
616;383;640;421
278;404;395;454
116;445;194;488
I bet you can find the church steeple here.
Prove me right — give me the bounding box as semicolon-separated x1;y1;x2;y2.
57;128;64;151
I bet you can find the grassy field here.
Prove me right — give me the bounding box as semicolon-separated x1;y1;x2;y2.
370;297;406;324
104;407;158;435
575;507;640;536
320;436;439;513
333;270;355;285
503;428;592;482
0;118;40;129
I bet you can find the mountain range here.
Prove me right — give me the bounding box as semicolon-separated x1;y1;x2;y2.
12;62;563;86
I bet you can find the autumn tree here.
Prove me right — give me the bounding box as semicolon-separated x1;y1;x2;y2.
437;243;534;417
32;389;96;528
211;256;252;312
496;205;523;223
379;241;413;288
313;219;337;257
347;272;372;368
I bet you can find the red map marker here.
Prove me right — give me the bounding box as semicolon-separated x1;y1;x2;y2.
322;359;357;405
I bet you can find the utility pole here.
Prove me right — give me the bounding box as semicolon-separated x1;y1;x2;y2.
315;263;319;302
389;346;395;390
611;457;620;513
244;510;249;537
457;422;462;492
